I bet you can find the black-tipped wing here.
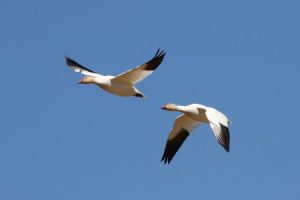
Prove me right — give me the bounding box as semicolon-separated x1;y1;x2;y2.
208;123;230;152
112;49;166;85
161;114;200;164
219;124;230;152
141;48;166;71
206;107;230;152
161;128;189;164
65;56;102;78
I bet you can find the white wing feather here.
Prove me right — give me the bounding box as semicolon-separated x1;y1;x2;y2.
113;66;153;85
112;49;165;85
168;114;200;140
205;107;230;151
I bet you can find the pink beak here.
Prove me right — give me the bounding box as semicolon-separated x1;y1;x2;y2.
78;79;84;84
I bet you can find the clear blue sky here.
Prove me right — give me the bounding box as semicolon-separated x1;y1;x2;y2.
1;0;299;199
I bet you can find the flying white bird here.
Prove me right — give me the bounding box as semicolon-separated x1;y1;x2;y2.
65;49;165;97
161;103;230;164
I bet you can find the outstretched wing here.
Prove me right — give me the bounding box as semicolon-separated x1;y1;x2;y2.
65;56;103;78
161;114;200;164
205;107;230;152
112;49;166;85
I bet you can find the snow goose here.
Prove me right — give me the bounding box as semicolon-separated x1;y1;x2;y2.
65;49;165;97
161;103;230;164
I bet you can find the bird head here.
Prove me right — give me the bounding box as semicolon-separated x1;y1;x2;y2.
161;103;176;111
78;76;94;84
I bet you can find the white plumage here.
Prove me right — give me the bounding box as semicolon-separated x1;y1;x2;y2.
65;49;165;97
161;103;230;164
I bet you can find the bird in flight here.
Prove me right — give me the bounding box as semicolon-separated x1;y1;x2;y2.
161;103;230;164
65;49;165;97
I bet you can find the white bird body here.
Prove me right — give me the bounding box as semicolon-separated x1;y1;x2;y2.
65;49;165;97
81;75;138;97
161;103;231;164
97;78;142;97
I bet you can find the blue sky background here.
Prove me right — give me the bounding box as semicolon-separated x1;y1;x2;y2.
1;0;300;199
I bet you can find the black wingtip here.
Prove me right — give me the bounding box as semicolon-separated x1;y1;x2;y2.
64;56;73;62
154;48;166;58
64;56;96;73
161;155;172;164
64;56;72;65
143;49;166;71
220;124;230;152
65;56;80;67
223;145;230;152
161;128;189;165
155;48;160;56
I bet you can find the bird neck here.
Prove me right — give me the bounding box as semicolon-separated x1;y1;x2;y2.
173;105;187;112
93;77;110;85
